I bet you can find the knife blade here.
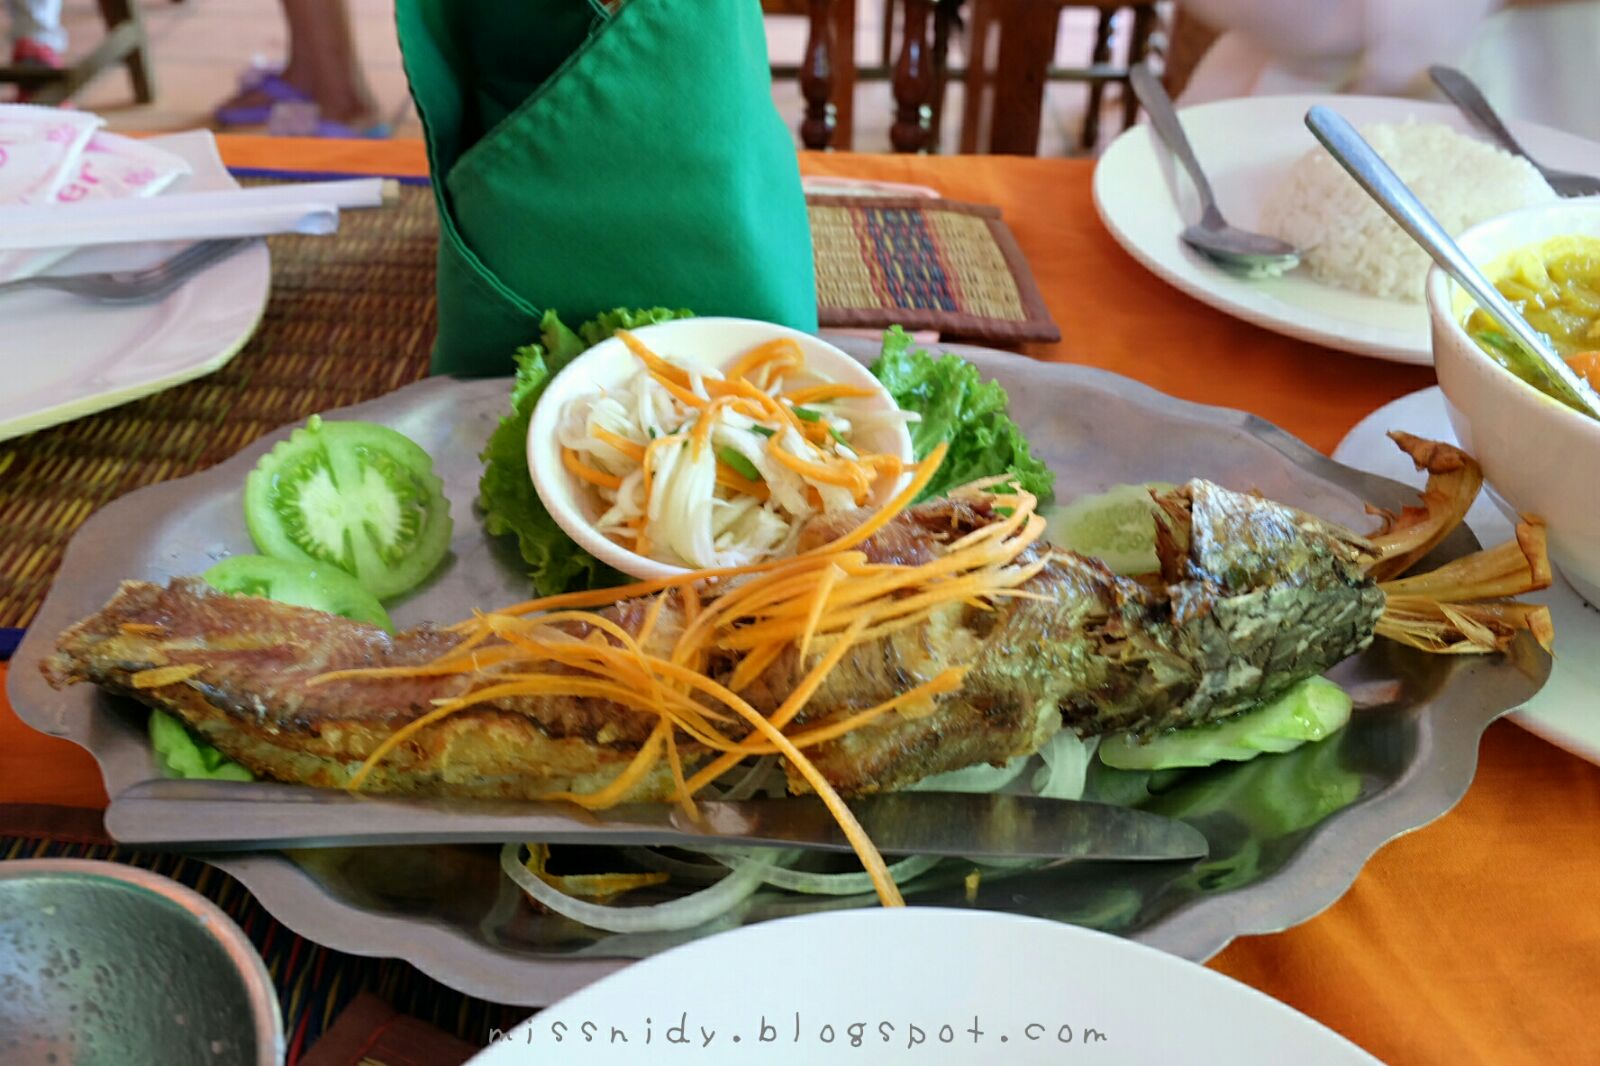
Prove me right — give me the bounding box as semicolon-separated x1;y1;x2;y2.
107;780;1207;862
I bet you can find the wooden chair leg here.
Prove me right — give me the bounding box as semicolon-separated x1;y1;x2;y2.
96;0;154;103
800;0;838;149
959;0;994;153
928;0;957;152
1081;8;1115;152
891;0;935;152
881;0;896;67
832;0;856;149
987;0;1060;155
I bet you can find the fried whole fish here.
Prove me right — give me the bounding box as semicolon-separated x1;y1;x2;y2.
43;479;1386;801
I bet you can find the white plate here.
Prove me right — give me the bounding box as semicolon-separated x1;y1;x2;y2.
1;131;271;442
470;909;1380;1065
1334;386;1600;766
1094;94;1600;365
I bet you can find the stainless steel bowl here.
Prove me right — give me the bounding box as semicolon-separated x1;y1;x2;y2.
0;859;285;1065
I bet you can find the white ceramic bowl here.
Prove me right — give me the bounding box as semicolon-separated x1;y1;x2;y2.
527;318;914;581
1427;200;1600;604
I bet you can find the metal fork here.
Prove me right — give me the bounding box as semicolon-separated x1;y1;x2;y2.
0;238;254;303
1430;66;1600;198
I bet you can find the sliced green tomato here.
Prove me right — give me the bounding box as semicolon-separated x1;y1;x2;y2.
203;554;393;630
1043;481;1177;576
243;416;452;600
1098;677;1353;771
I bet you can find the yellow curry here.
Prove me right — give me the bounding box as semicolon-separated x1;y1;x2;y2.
1468;235;1600;400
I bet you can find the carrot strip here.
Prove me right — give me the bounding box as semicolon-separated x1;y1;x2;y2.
648;368;708;409
799;563;843;662
781;383;880;405
563;447;623;491
726;337;804;381
592;425;646;462
766;438;871;491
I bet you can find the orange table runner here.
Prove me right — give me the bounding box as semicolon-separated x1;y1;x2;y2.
3;137;1597;1065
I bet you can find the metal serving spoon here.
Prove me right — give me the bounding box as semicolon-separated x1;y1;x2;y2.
1305;105;1600;420
1429;66;1600;198
1129;63;1300;278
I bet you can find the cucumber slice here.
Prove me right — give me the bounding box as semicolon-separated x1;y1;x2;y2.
1043;482;1176;576
1098;677;1353;771
202;554;393;631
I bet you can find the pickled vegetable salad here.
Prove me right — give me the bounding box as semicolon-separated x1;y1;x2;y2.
559;331;914;569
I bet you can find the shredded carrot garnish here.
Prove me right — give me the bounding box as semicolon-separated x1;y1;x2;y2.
119;622;164;635
781;383;880;405
725;337;804;381
592;425;645;462
563;447;623;491
331;446;1027;911
767;437;871;492
647;368;708;409
799;563;843;661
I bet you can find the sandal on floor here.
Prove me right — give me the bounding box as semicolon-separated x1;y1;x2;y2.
214;70;311;127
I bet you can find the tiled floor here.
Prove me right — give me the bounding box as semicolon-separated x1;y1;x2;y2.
39;0;1135;155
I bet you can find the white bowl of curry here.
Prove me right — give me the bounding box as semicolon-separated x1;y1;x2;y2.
1428;199;1600;604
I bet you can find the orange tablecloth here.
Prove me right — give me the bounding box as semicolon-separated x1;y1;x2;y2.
4;138;1598;1065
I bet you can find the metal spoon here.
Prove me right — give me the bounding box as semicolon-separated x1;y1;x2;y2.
1305;105;1600;420
1129;63;1300;277
1429;66;1600;198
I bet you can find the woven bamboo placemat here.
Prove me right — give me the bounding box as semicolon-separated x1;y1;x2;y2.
0;186;440;629
811;195;1060;343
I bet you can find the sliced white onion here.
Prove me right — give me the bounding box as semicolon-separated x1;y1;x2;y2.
717;756;780;801
657;440;719;566
500;843;768;934
1032;732;1099;800
619;847;729;884
709;851;942;896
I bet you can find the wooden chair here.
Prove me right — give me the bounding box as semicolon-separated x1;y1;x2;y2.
0;0;154;106
765;0;962;153
764;0;859;150
959;0;1162;155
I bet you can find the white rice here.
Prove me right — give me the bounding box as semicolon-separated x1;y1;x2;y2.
1260;121;1557;302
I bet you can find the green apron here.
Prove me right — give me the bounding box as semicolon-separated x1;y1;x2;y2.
396;0;819;375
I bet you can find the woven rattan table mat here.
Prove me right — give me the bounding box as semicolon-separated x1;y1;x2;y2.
0;185;440;629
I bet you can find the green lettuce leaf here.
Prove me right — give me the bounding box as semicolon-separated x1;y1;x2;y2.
869;326;1055;502
149;710;253;781
478;307;692;595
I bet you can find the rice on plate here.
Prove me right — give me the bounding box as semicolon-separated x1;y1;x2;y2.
1261;121;1557;302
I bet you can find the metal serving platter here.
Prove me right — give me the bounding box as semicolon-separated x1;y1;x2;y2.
9;338;1548;1006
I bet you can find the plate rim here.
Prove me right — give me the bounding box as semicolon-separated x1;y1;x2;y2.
7;353;1549;1005
0;130;272;443
473;908;1383;1065
1093;93;1600;366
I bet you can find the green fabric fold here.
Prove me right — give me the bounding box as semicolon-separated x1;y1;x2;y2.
396;0;819;375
